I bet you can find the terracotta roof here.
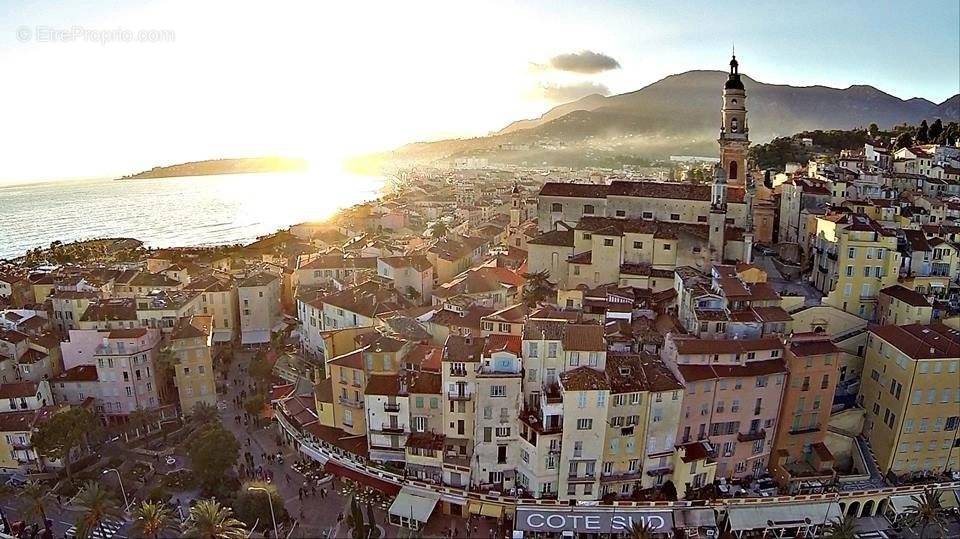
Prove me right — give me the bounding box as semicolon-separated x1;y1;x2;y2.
608;181;745;203
561;324;606;351
871;324;960;359
322;281;405;319
752;306;793;323
606;353;682;394
364;374;402;396
52;365;99;383
443;334;485;363
408;371;441;395
0;330;29;344
539;183;608;198
404;344;443;372
304;422;369;459
81;298;137;322
789;339;840;357
483;334;523;356
405;431;445;451
678;358;787;381
172;315;213;340
329;349;364;370
560;366;609;391
428;307;495;330
300;256;378;271
314;377;333;403
527;230;575;248
0;382;39;399
672;336;782;355
377;256;432;272
880;285;931;308
239;271;280;288
107;328;149;339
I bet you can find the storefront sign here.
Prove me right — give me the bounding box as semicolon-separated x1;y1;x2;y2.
515;507;674;533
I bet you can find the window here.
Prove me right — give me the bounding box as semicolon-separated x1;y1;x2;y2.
848;247;856;259
582;233;592;240
642;211;653;219
547;343;558;358
551;203;562;212
527;342;538;357
577;418;593;430
615;210;626;217
633;241;643;249
490;385;506;397
670;213;680;221
603;239;614;247
584;204;595;215
495;427;511;437
663;243;672;251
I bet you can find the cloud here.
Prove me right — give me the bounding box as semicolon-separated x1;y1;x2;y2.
538;82;610;102
548;50;621;74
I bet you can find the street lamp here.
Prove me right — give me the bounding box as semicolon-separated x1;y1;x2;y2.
102;468;129;511
247;486;278;539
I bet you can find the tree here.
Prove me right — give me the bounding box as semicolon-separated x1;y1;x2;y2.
191;401;219;426
521;270;553;307
31;407;97;480
823;515;856;539
916;120;929;144
244;394;267;418
19;482;49;525
248;356;273;383
346;496;366;539
188;426;240;491
366;502;378;538
628;520;656;539
74;481;121;539
894;131;913;150
430;221;448;239
131;501;177;539
660;480;677;501
868;123;880;137
128;407;154;438
905;488;946;539
928;118;943;141
235;482;288;531
182;499;248;539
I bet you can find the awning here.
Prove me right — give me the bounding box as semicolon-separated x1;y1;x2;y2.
388;487;440;523
676;508;717;529
324;460;401;496
212;330;233;343
241;330;270;345
475;503;503;518
728;502;841;532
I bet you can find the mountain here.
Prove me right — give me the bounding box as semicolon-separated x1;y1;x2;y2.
379;70;958;166
118;157;308;180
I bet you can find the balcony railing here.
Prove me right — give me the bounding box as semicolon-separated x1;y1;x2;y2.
380;423;405;434
384;403;401;412
737;429;766;443
567;473;595;482
542;383;562;404
338;396;364;409
646;466;673;477
447;390;473;400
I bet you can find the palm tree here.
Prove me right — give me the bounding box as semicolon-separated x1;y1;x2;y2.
905;488;947;539
19;481;49;526
74;481;121;539
191;401;219;425
823;515;857;539
182;499;247;539
131;501;177;539
628;520;655;539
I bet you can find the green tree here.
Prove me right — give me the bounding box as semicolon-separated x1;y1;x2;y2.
19;481;49;525
130;501;177;539
905;488;947;539
894;131;913;150
521;269;553;307
928;118;943;141
31;407;97;480
182;499;248;539
244;394;267;417
916;119;929;144
248;356;273;382
868;123;880;137
191;401;219;426
74;481;122;539
188;426;240;491
235;481;288;531
128;407;155;438
430;221;448;239
823;515;856;539
346;496;366;539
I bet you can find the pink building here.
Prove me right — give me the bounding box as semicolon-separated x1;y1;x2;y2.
663;334;786;479
92;328;163;420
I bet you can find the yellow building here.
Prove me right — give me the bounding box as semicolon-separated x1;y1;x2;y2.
170;315;217;414
877;285;933;326
857;324;960;476
811;213;900;320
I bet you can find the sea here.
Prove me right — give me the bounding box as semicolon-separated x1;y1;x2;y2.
0;171;385;260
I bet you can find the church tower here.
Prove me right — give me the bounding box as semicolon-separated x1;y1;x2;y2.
510;181;523;228
719;54;749;186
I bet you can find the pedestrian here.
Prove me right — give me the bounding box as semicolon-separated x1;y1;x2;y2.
298;489;303;502
311;484;317;496
285;473;290;484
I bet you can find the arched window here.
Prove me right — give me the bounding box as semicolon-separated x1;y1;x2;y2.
729;161;738;181
731;118;738;132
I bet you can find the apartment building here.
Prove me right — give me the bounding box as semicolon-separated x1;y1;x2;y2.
663;335;786;480
769;335;841;492
877;285;933;326
93;328;163;420
811;213;900;320
187;275;240;344
238;271;282;346
858;324;960;476
472;335;522;493
404;371;444;483
50;290;98;335
377;256;434;304
50;365;100;408
170;315;216;414
440;334;482;488
558;365;609;502
365;373;410;463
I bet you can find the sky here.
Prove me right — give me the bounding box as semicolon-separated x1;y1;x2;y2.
0;0;958;183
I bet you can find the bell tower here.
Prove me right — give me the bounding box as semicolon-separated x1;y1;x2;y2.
719;53;749;186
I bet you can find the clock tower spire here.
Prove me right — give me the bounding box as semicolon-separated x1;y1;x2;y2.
719;53;749;185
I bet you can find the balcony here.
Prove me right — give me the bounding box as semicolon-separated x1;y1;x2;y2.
449;367;467;377
447;390;473;401
338;396;364;409
737;429;766;443
519;406;562;434
384;403;401;412
788;425;821;436
827;251;838;261
380;423;405;434
645;466;673;477
542;383;562;404
567;473;595;483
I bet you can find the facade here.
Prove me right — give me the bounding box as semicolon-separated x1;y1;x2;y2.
238;271;282;345
170;315;217;414
93;328;164;419
857;324;960;476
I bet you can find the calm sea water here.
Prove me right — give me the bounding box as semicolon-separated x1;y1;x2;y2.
0;171;384;259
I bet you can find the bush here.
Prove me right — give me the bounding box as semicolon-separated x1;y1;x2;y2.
147;486;170;502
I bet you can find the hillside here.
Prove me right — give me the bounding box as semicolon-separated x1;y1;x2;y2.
377;70;958;167
119;157;308;180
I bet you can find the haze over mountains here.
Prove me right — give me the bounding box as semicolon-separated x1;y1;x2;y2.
382;70;959;167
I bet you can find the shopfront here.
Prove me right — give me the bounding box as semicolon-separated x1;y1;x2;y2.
514;506;674;538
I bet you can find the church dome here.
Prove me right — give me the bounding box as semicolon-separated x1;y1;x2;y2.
724;76;745;90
